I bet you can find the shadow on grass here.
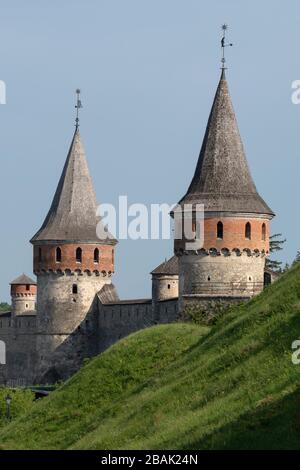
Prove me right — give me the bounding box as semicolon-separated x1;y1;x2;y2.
186;387;300;450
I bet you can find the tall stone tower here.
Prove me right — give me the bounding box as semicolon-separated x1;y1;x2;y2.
30;124;117;382
174;69;274;311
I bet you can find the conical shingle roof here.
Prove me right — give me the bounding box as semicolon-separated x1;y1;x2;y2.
178;70;274;216
31;128;116;244
151;256;178;275
10;274;36;285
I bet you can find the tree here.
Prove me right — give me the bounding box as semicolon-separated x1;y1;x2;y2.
0;302;11;312
292;251;300;266
265;233;286;273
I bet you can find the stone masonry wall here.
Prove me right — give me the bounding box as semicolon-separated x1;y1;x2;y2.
0;315;37;386
97;298;179;353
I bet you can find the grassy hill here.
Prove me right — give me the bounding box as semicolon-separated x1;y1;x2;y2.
1;263;300;449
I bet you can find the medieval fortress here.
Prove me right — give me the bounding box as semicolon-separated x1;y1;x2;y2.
0;69;274;385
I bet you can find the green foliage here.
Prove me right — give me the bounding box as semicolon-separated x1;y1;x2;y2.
266;233;287;272
180;300;233;325
292;251;300;266
1;264;300;449
0;303;10;312
0;388;35;427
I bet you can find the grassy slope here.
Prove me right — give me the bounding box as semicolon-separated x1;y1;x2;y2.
1;263;300;449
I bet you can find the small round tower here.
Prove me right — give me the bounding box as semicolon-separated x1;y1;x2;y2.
10;274;37;316
151;256;179;303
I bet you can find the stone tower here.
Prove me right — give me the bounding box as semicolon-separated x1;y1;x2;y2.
151;256;179;303
10;274;36;317
30;126;117;382
174;69;274;310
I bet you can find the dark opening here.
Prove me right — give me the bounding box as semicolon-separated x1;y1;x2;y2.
56;247;62;263
38;247;42;262
245;222;251;240
168;284;171;289
94;248;99;263
262;223;266;241
264;272;272;286
76;247;82;263
72;284;78;294
217;221;223;239
26;284;30;291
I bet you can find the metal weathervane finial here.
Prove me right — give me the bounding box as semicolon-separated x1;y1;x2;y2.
221;24;233;70
75;88;82;128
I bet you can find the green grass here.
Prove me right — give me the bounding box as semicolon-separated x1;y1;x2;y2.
1;263;300;449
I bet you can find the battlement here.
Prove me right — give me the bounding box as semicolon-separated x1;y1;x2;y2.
0;313;37;332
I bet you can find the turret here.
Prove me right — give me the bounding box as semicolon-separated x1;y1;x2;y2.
10;274;36;317
151;256;179;304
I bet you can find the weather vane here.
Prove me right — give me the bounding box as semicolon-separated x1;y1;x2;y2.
75;88;82;128
221;24;233;70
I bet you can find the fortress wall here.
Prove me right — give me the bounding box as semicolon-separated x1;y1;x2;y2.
0;316;37;386
155;298;179;323
97;301;154;352
97;298;179;353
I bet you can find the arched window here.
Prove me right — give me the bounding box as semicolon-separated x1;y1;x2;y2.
94;248;99;263
38;247;42;262
72;284;78;294
76;247;82;263
56;247;62;263
245;222;251;240
112;249;115;264
262;223;266;241
217;221;223;239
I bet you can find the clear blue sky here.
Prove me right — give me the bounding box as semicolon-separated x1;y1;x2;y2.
0;0;299;302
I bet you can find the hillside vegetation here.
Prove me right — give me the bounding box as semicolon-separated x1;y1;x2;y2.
1;263;300;449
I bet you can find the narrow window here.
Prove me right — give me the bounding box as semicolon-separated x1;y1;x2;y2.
76;247;82;263
94;248;99;263
262;223;266;241
26;284;30;291
217;221;223;239
168;284;171;289
245;222;251;240
38;247;42;262
56;247;62;263
72;284;78;294
192;221;197;239
25;304;28;309
112;249;114;264
208;276;211;281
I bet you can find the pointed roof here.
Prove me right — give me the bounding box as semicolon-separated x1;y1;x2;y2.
31;128;116;244
151;256;178;275
10;274;36;285
178;70;274;216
